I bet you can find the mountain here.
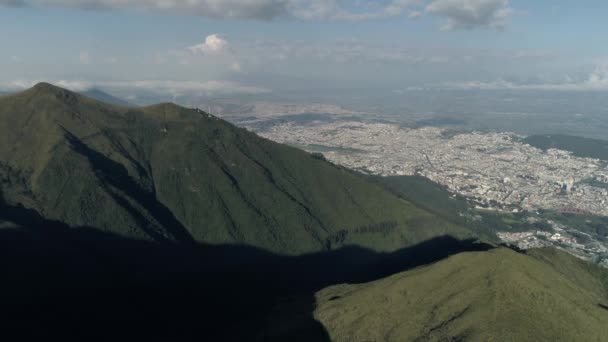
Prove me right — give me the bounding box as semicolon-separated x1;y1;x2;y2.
1;83;608;341
0;82;471;255
80;88;134;107
314;247;608;342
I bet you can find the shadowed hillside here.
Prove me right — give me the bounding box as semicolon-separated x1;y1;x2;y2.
0;202;491;341
2;201;607;341
3;83;608;341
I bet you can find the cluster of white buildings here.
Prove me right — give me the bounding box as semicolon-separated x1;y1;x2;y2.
257;121;608;216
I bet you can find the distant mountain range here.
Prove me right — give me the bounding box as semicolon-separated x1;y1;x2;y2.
0;83;606;341
80;88;134;107
0;87;133;105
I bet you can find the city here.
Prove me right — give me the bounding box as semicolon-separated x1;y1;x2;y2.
252;119;608;266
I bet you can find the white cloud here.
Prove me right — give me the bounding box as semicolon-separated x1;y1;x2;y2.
408;10;423;18
292;0;421;21
426;0;513;30
439;63;608;91
120;80;270;94
239;38;457;65
5;79;271;95
1;0;515;30
188;34;228;55
230;61;242;72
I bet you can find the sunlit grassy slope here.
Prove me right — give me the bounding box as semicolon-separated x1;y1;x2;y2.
315;247;608;342
0;83;472;254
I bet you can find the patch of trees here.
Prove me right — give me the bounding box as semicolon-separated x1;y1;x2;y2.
311;152;327;161
324;221;399;250
353;221;398;234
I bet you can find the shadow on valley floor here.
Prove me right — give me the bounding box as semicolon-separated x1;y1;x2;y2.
0;203;494;341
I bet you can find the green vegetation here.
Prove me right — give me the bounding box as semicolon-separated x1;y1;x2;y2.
0;83;472;255
366;175;550;240
538;210;608;241
3;83;608;341
524;134;608;161
315;247;608;342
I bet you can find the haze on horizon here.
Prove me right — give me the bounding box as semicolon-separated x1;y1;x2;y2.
2;0;608;101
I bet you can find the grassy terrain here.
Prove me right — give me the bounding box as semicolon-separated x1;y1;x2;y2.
2;83;608;341
0;201;492;341
315;247;608;342
524;134;608;161
366;175;552;240
538;210;608;242
0;83;473;255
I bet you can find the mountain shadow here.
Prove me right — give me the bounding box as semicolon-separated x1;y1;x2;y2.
0;203;492;342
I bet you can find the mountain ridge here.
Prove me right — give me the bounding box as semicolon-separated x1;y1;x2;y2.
314;247;608;341
0;82;472;254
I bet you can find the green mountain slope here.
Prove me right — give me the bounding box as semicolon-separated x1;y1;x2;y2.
314;247;608;341
0;83;471;254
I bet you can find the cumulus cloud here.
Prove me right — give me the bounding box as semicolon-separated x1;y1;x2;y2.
5;79;271;95
188;34;228;55
426;0;513;30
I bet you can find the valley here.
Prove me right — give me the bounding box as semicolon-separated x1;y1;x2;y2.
241;116;608;267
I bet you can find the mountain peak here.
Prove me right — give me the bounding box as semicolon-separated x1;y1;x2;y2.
26;82;81;104
32;82;65;92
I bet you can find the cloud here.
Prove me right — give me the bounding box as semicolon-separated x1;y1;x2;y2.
238;38;458;65
426;0;513;30
7;79;94;91
438;63;608;91
408;10;423;18
0;0;290;19
291;0;422;21
5;79;271;95
120;80;270;94
0;0;424;21
1;0;514;29
188;34;228;55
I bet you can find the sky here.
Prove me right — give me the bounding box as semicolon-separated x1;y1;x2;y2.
1;0;608;97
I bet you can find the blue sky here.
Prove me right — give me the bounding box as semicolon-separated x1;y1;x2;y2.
1;0;608;96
